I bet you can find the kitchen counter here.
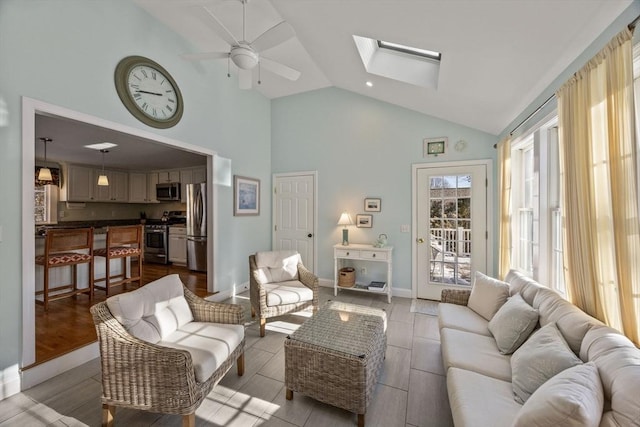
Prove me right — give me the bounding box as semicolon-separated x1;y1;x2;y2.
35;219;143;237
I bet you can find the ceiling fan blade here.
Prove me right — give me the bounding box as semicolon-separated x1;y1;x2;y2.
181;51;229;61
260;57;301;81
251;21;295;52
238;68;252;90
199;5;239;47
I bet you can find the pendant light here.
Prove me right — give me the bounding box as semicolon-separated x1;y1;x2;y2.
38;137;53;181
97;149;109;186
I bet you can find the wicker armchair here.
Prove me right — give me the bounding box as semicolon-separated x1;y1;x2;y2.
90;275;245;427
250;250;319;337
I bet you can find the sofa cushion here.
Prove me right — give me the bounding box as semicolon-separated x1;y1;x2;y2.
489;293;539;354
106;274;193;343
468;271;509;321
511;322;582;403
512;362;603;427
438;302;492;336
255;250;301;283
447;367;522;427
160;322;244;383
264;280;313;307
441;328;512;382
579;325;640;427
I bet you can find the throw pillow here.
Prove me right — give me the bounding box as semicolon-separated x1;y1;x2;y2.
467;271;510;321
488;293;539;354
513;362;603;427
511;322;582;404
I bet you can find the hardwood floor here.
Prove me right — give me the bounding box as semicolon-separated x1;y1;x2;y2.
7;288;453;427
34;262;209;366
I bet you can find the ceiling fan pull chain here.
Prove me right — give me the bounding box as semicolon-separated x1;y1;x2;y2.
258;61;261;85
227;54;231;78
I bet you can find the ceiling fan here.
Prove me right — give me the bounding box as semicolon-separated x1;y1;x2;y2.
183;0;301;89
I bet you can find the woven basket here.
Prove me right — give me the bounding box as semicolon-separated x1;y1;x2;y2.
338;267;356;287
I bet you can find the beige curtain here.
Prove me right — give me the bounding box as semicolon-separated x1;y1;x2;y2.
497;136;512;280
557;27;640;345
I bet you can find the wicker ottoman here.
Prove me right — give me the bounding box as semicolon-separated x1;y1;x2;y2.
284;301;387;427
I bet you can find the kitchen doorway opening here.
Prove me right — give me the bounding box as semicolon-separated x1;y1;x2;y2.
21;97;217;387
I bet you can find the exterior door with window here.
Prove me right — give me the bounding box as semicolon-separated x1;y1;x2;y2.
273;173;316;271
414;162;489;300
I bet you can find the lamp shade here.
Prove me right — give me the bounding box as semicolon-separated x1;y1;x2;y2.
38;167;53;181
97;174;109;186
337;212;354;227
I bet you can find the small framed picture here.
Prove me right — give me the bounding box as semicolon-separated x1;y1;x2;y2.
234;175;260;216
364;198;381;212
356;214;373;228
424;137;448;157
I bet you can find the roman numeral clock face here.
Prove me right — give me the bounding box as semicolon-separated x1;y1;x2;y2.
114;56;184;129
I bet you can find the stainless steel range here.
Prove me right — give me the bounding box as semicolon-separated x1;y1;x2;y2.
144;223;169;264
144;211;186;264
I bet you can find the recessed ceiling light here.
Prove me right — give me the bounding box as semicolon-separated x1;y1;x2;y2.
84;142;118;150
366;81;373;87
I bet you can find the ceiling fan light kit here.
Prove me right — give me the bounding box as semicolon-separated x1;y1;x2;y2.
185;0;300;89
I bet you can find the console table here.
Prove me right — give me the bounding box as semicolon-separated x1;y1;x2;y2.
333;243;393;303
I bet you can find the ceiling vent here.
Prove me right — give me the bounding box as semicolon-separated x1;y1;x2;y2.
353;35;441;89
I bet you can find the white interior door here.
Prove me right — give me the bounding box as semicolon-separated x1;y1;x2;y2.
414;163;489;300
273;172;316;271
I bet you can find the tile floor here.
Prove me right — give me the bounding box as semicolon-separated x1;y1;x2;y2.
0;287;454;427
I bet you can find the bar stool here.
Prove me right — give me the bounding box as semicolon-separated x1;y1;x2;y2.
94;225;143;296
35;228;94;312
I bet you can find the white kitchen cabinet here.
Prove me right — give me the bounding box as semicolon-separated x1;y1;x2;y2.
66;165;94;201
169;226;187;265
158;170;180;183
147;172;159;203
128;172;148;203
93;169;128;202
192;167;206;184
180;169;193;203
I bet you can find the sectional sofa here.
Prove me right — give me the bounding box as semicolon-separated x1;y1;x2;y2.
438;269;640;427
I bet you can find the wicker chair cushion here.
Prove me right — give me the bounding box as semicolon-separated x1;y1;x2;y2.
264;281;314;307
106;274;194;343
255;250;301;283
160;322;244;383
35;252;91;265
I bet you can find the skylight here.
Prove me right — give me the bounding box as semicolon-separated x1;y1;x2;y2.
84;142;118;150
377;40;441;62
353;35;441;89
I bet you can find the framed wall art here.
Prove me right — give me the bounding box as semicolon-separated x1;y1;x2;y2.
356;214;373;228
423;137;448;157
234;175;260;216
364;198;381;212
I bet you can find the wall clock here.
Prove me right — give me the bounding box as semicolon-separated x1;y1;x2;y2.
114;56;184;129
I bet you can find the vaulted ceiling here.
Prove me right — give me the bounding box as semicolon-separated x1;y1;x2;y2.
136;0;633;135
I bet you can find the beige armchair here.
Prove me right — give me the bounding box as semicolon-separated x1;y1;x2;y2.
90;274;245;427
250;250;319;337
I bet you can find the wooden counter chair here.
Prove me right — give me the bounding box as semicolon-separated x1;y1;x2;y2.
35;227;94;312
94;225;143;296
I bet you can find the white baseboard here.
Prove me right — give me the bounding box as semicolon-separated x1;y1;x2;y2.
207;281;249;302
21;342;99;390
0;364;21;400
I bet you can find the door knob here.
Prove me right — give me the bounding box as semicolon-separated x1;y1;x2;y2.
417;238;425;244
308;233;313;238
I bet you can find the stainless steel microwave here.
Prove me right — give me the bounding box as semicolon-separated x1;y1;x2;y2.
156;182;181;201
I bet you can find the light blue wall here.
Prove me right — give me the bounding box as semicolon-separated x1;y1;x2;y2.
271;87;498;289
0;1;271;371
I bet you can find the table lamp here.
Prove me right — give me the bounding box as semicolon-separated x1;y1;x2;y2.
337;212;353;246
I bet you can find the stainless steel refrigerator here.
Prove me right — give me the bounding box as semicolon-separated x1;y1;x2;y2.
186;183;207;272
